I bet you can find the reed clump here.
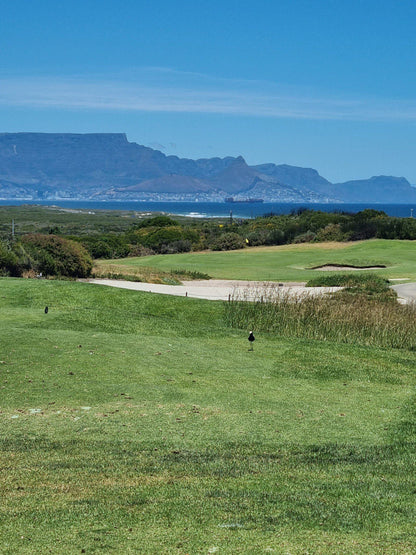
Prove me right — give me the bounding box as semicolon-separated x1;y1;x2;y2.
224;280;416;350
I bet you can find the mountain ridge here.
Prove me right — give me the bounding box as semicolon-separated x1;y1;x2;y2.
0;132;414;203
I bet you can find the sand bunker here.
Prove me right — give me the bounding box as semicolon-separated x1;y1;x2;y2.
85;278;341;301
312;264;386;271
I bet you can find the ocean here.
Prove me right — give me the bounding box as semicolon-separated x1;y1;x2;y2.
1;200;415;219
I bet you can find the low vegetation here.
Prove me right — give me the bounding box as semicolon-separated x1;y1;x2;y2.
91;262;210;285
2;204;416;284
306;272;391;288
3;206;416;265
72;208;416;258
225;274;415;350
0;234;92;278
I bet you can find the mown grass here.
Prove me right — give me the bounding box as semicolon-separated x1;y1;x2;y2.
1;278;416;553
99;239;416;282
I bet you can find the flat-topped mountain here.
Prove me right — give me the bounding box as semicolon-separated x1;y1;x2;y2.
0;132;414;203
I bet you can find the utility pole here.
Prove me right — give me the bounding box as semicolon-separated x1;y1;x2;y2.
411;208;414;219
11;219;15;239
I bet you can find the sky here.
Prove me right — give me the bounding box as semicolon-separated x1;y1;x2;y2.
1;0;415;183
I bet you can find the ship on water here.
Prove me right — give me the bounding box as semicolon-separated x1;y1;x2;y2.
224;197;264;203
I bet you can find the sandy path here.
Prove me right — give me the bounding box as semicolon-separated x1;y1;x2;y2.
391;282;416;304
84;278;342;301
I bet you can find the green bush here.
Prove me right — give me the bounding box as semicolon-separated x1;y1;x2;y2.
0;240;21;276
135;215;178;228
160;240;192;254
21;234;93;278
316;223;346;242
78;235;131;259
211;232;246;251
293;230;316;243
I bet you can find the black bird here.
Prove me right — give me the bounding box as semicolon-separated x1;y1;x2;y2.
248;330;255;351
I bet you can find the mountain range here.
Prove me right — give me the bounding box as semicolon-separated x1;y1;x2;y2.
0;132;414;203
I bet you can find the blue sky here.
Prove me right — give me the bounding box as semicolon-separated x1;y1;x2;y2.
1;0;415;183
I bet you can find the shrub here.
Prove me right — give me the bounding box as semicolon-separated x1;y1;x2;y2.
246;230;269;246
160;240;192;254
293;231;316;243
0;240;21;276
265;229;285;245
211;232;246;251
135;215;178;228
316;223;346;242
79;235;130;259
130;225;199;253
21;234;93;277
127;245;155;257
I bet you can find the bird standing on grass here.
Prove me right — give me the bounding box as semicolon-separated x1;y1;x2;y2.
248;330;255;351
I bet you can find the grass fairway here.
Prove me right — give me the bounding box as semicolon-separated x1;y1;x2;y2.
1;278;416;553
97;239;416;282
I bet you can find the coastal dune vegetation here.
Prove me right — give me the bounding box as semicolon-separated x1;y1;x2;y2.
2;206;416;281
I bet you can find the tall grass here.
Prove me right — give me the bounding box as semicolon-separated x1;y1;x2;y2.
306;273;390;288
225;283;416;350
92;262;210;284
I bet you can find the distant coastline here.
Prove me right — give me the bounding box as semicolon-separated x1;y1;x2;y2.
224;197;264;203
1;200;415;219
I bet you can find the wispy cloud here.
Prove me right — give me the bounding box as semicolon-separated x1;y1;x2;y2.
0;69;415;122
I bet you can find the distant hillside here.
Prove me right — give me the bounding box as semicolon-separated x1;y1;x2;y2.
332;176;416;203
0;132;414;203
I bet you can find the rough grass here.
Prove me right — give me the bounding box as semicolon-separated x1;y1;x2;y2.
92;261;210;284
306;273;390;288
225;279;415;350
97;239;416;282
1;278;416;553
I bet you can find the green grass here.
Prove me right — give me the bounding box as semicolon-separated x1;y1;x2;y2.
1;277;416;553
306;273;390;288
98;239;416;282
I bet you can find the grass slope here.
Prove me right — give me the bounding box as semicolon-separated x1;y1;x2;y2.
1;278;416;553
97;239;416;282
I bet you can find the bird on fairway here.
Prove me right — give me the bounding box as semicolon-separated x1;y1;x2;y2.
248;330;255;351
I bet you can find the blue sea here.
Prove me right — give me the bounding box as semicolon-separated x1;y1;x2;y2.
1;200;415;219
